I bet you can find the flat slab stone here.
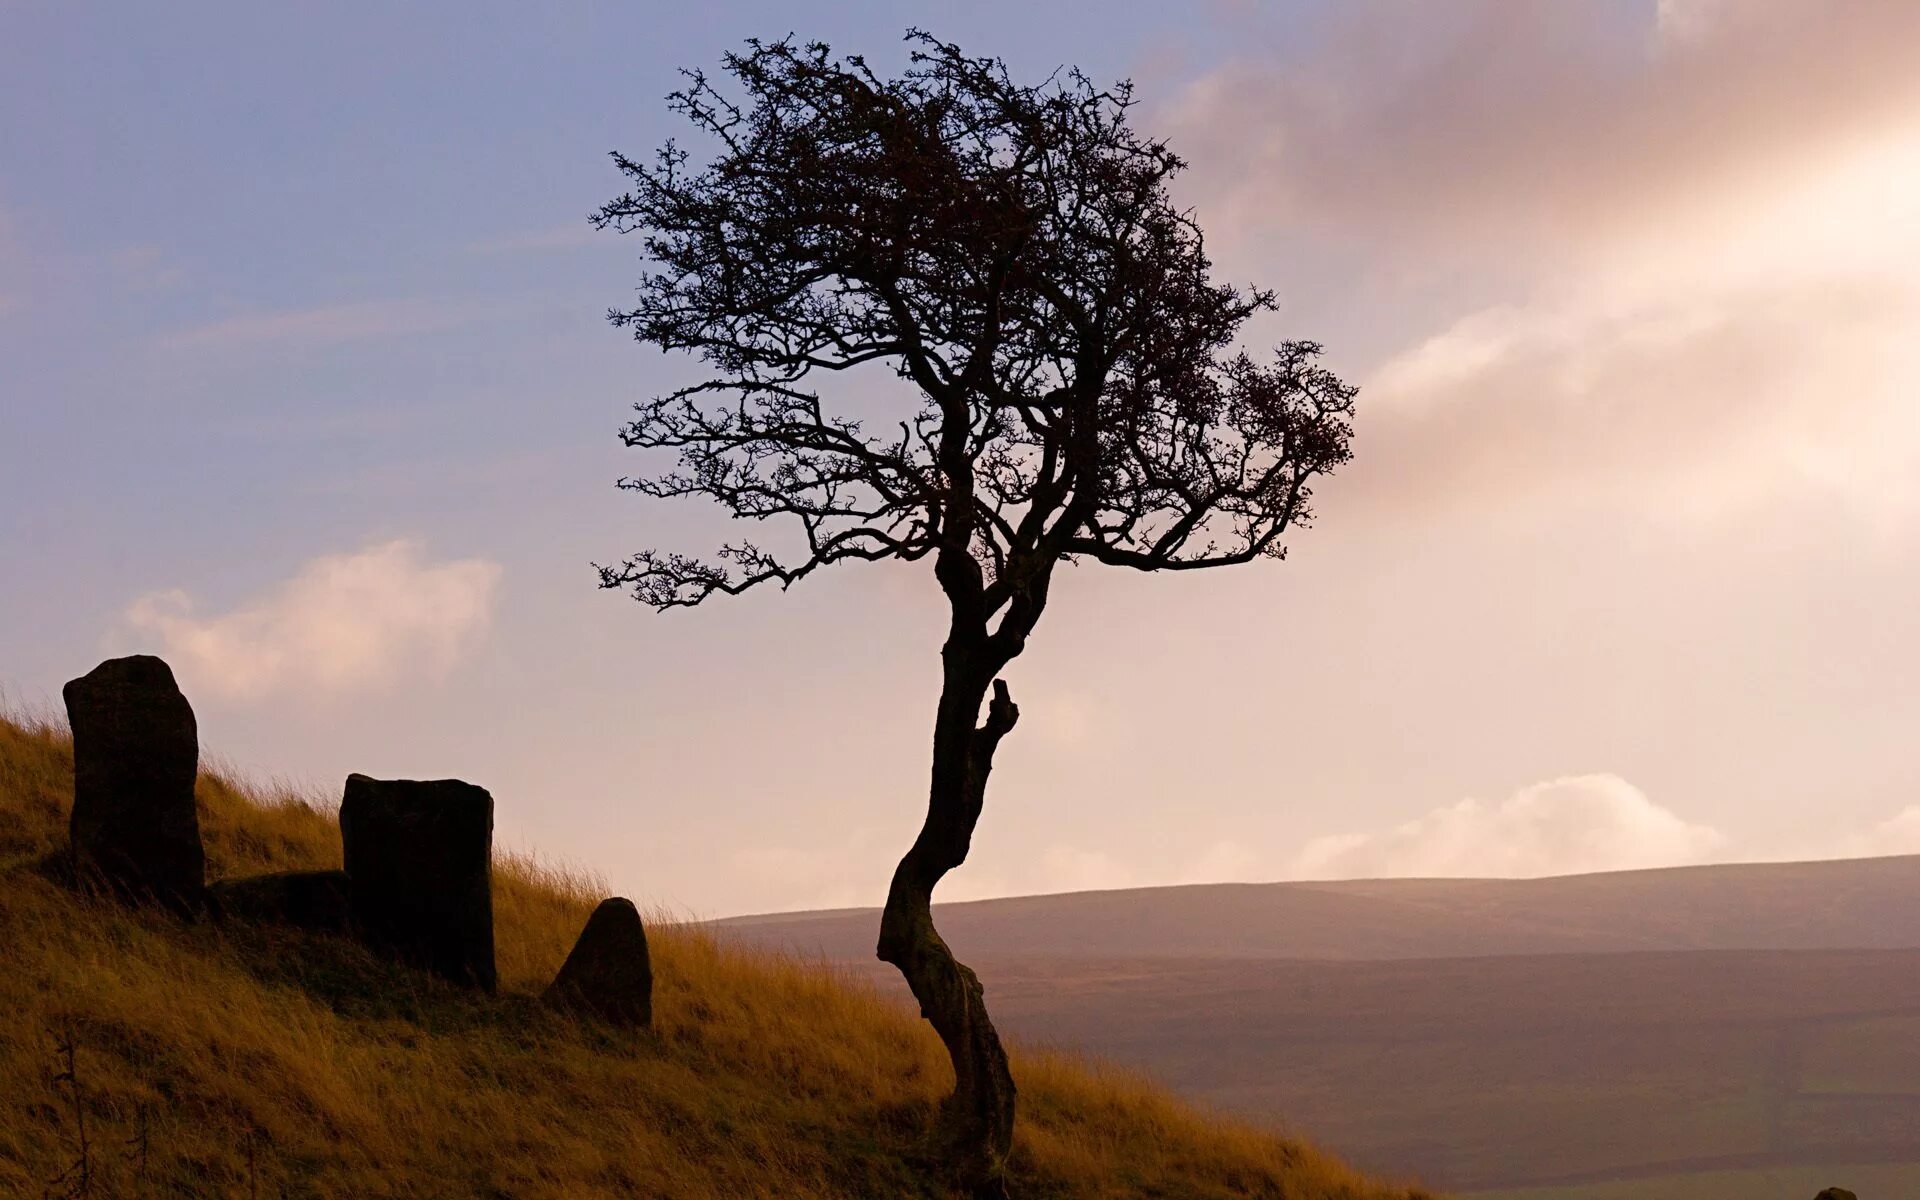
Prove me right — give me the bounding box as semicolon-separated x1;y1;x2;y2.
209;869;352;934
339;774;496;991
63;655;204;910
543;897;653;1027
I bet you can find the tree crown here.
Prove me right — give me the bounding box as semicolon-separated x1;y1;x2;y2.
596;32;1356;640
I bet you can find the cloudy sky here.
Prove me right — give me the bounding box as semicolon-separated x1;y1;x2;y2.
4;1;1917;916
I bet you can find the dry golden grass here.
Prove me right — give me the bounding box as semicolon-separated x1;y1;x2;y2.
0;709;1435;1199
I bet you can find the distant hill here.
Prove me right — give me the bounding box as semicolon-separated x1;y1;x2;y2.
722;862;1920;1194
0;710;1420;1200
974;948;1920;1193
718;856;1920;961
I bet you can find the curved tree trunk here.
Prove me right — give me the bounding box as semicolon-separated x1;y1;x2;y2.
878;665;1020;1199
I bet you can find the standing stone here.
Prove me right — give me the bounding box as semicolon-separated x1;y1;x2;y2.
1815;1190;1858;1200
339;774;495;991
63;655;205;910
543;897;653;1027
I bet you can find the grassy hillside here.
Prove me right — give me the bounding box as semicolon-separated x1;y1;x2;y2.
0;710;1427;1200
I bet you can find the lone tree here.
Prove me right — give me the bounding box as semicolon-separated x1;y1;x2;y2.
595;33;1356;1197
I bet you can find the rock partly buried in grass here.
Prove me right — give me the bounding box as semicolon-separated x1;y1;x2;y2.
543;897;653;1027
1815;1189;1858;1200
63;655;205;912
209;869;353;933
339;774;496;991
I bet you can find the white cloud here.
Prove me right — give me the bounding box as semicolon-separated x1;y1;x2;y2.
1833;806;1920;859
154;297;498;351
108;244;187;293
1013;681;1101;748
1290;774;1725;880
1347;273;1920;528
1869;808;1920;854
1338;94;1920;528
0;209;187;318
467;223;599;254
726;831;1267;913
1035;845;1135;893
727;844;882;913
123;540;501;700
1160;4;1920;532
0;206;23;317
1652;0;1733;50
955;837;1262;900
1165;3;1920;265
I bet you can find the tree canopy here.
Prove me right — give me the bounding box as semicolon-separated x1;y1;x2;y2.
595;33;1356;638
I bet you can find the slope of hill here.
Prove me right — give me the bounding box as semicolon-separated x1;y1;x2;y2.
717;856;1920;962
974;949;1920;1192
0;710;1425;1200
722;862;1920;1193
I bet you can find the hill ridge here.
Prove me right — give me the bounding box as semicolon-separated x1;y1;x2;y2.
718;855;1920;963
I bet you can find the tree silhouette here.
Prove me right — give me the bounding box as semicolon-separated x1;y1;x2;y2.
595;32;1356;1197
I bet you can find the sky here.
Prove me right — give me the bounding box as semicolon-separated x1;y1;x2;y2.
4;0;1918;917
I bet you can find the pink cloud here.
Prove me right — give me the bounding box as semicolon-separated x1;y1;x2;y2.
122;540;502;701
155;297;498;351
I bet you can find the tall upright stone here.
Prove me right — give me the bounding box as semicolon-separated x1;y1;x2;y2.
543;897;653;1027
339;773;495;991
63;655;204;909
